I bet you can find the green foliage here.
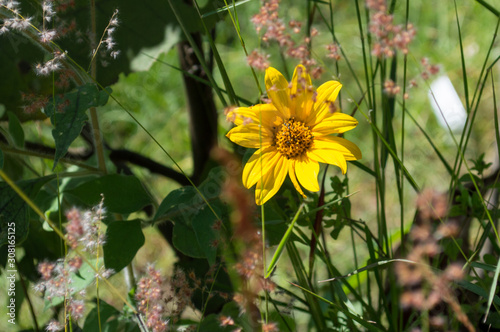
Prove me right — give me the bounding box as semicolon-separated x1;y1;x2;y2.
1;0;500;331
0;176;53;246
156;167;228;265
66;174;152;214
46;258;103;307
103;219;145;272
82;300;120;332
470;153;492;177
7;111;24;147
0;0;224;120
44;84;110;169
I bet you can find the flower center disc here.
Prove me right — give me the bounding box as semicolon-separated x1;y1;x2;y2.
275;118;313;159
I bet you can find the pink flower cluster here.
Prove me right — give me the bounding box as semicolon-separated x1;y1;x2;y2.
135;265;169;332
247;50;270;71
34;258;85;323
248;0;323;77
366;0;416;58
326;43;341;61
34;202;115;330
384;79;400;96
420;57;440;80
64;199;106;253
21;93;49;114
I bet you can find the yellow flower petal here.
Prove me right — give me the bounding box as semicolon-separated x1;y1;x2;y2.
242;146;280;189
307;80;342;124
288;162;306;198
307;149;347;174
313;136;362;160
294;156;320;192
290;64;314;121
255;155;289;205
226;104;282;128
225;63;360;204
226;124;273;148
265;67;291;118
312;112;359;136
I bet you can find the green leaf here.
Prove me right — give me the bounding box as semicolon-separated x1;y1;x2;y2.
154;186;197;222
156;167;228;263
457;279;500;306
155;167;227;222
192;205;220;266
471;261;497;272
0;176;54;247
0;149;3;169
44;84;110;169
173;220;204;259
83;300;120;332
484;253;497;265
7;111;24;147
103;219;145;272
65;174;152;214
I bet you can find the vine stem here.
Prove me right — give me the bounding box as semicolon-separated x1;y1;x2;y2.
89;0;107;174
89;2;105;331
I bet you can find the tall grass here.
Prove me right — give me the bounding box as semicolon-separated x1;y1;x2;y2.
1;0;499;331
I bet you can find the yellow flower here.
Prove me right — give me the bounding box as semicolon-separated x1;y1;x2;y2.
226;64;361;205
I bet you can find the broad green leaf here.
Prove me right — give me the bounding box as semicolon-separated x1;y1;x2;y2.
0;175;54;247
65;174;152;214
156;167;228;263
171;202;224;263
173;221;204;259
484;253;497;265
18;218;61;282
192;205;220;266
83;300;120;332
45;84;110;169
103;219;145;272
7;111;24;147
155;167;227;222
154;186;197;222
1;154;24;181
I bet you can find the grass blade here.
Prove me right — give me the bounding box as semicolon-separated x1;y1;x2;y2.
265;203;305;278
483;231;500;321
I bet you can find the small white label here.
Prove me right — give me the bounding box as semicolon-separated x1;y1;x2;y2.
428;75;467;133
